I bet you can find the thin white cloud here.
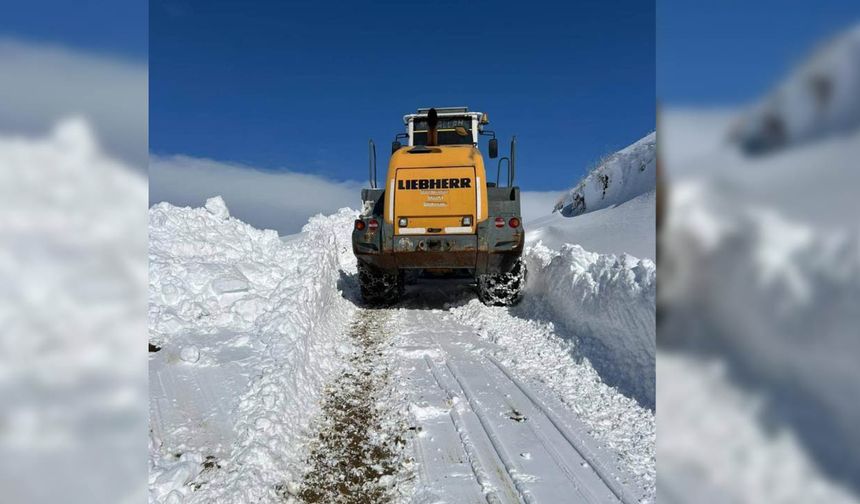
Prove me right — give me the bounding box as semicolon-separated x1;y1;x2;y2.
149;154;365;235
151;153;563;235
0;38;147;169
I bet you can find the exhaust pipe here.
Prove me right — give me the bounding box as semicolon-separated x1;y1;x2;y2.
427;107;438;146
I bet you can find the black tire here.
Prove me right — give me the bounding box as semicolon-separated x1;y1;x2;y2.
357;261;403;306
477;259;526;306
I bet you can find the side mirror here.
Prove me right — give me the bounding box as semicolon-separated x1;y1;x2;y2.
391;141;401;154
488;138;498;159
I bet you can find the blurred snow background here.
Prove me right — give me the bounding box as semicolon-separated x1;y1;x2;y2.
0;28;147;504
659;13;860;503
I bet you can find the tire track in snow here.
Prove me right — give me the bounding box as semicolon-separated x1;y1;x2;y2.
424;355;523;504
392;298;635;503
485;355;640;504
293;309;407;504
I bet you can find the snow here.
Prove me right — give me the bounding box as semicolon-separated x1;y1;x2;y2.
521;243;655;407
395;299;653;503
148;126;657;502
204;196;230;220
148;193;656;502
527;191;655;260
445;294;655;499
660;171;860;496
148;202;359;503
179;346;200;363
526;132;656;260
659;352;857;504
0;119;147;502
730;24;860;153
658;23;860;501
553;132;656;218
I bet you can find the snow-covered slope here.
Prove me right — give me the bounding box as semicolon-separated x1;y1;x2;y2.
522;243;655;407
528;191;655;260
730;24;860;154
553;132;656;218
659;23;860;499
660;175;860;499
526;132;656;260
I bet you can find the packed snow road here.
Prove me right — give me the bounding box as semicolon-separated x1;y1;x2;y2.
288;280;647;504
148;203;655;504
384;282;646;504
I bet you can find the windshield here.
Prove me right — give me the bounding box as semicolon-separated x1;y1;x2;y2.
412;116;473;146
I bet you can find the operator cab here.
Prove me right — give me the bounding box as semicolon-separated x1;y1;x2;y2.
392;107;499;158
407;107;483;146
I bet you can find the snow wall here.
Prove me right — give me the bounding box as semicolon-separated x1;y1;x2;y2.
149;199;358;503
523;243;656;408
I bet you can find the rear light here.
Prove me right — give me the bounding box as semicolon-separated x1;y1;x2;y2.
462;216;472;226
508;217;521;228
354;220;366;231
368;219;379;230
398;217;408;227
494;217;505;228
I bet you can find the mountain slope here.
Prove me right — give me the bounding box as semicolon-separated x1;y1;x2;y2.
526;132;656;260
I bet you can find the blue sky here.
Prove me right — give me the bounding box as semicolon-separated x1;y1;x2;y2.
150;0;655;191
1;0;147;61
659;0;860;105
0;1;148;169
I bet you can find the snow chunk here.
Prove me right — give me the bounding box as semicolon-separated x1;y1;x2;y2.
205;195;230;219
211;274;250;295
180;346;200;363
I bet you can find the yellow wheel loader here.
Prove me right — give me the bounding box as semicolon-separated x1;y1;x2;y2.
352;107;525;306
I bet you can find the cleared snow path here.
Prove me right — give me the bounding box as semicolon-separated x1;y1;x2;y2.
149;205;654;504
286;280;649;504
384;284;647;504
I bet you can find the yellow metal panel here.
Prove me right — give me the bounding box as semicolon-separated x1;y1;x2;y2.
384;145;489;231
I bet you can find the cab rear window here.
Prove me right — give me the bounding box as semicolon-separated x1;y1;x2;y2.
413;116;473;146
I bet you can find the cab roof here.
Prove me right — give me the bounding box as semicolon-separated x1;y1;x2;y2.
403;107;484;124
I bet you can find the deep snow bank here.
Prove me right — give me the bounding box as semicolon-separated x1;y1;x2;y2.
660;179;860;492
0;119;147;503
659;351;858;504
148;199;359;503
554;132;656;218
522;243;656;408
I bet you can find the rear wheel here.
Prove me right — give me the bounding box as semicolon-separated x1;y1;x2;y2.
477;259;526;306
357;262;403;306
